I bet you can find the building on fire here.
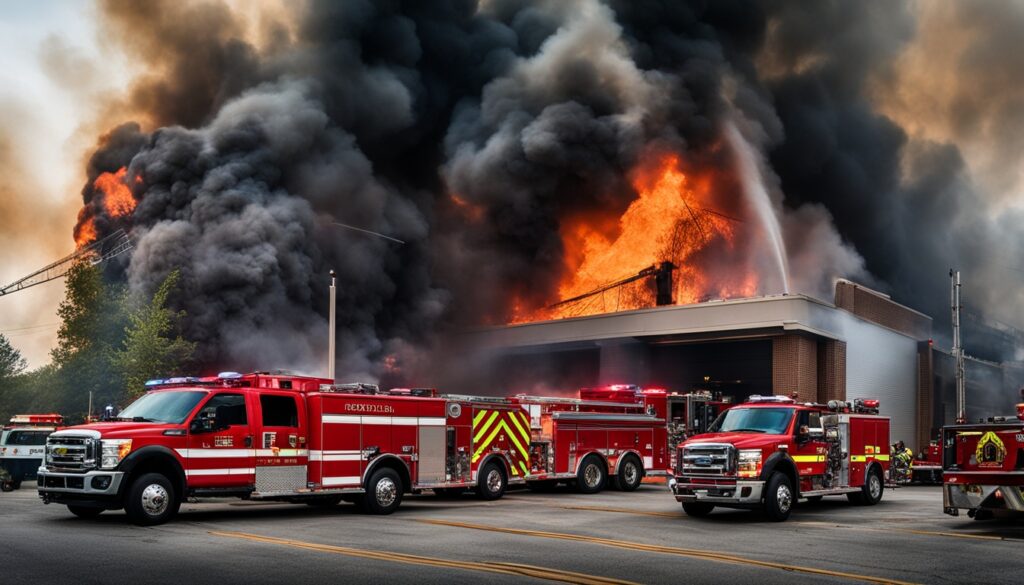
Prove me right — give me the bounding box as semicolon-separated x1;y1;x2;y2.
465;280;1024;451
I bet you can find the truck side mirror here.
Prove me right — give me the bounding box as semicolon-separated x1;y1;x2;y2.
190;416;216;434
797;425;810;441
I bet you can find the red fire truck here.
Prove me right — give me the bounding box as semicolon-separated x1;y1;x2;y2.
36;373;669;525
942;403;1024;520
671;395;890;521
1;414;64;491
514;385;670;492
912;439;943;484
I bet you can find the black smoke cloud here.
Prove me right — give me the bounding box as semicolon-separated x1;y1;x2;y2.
78;0;1023;381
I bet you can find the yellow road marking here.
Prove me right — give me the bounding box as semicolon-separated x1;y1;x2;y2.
794;521;1024;543
559;505;683;519
210;530;637;585
416;520;921;585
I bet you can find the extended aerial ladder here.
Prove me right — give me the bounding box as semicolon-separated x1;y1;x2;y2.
0;230;132;297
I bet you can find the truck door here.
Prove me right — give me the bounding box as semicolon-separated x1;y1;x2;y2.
793;410;827;478
254;392;309;494
186;391;256;488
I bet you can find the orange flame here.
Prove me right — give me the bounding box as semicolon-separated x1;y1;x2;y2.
94;167;136;218
515;153;756;322
72;166;139;249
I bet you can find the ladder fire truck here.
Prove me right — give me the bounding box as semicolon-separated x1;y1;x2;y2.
1;414;64;491
36;372;669;525
942;403;1024;520
671;395;890;521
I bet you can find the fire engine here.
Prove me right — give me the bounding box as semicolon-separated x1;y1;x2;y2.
1;414;64;491
941;403;1024;520
911;439;943;484
671;395;890;521
514;384;670;492
37;373;669;525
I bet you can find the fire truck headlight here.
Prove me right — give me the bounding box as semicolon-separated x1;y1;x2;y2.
100;439;133;469
737;449;762;478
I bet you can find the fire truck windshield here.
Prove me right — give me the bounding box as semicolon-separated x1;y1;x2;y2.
118;391;206;424
708;407;793;435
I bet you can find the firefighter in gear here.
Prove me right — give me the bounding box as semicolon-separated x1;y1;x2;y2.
892;440;914;484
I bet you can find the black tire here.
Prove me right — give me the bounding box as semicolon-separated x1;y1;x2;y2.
576;455;607;494
124;472;179;526
305;495;343;507
67;505;104;519
862;467;884;505
359;468;403;515
614;456;644;492
682;502;715;517
805;495;823;503
475;461;507;501
1;481;14;492
763;472;795;522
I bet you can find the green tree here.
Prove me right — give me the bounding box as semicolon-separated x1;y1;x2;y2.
50;262;127;417
114;270;196;397
0;333;26;379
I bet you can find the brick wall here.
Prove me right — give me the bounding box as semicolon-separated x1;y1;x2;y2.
817;339;847;403
835;281;932;340
916;341;933;451
772;334;818;402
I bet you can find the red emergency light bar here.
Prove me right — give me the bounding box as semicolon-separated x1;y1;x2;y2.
9;414;63;425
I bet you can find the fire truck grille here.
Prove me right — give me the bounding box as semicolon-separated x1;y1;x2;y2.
680;443;735;476
46;435;98;471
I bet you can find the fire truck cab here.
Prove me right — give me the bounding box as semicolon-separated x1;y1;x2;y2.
942;403;1024;520
671;395;890;521
36;372;532;525
1;414;63;491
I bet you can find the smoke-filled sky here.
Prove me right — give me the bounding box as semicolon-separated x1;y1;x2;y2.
3;0;1024;375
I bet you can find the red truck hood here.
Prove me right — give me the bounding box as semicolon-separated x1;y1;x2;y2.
683;431;789;450
55;422;180;439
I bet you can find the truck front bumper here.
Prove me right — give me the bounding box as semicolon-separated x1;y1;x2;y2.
944;483;1024;515
37;468;125;504
672;478;764;506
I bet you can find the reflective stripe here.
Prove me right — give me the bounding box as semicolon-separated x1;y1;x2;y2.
322;476;361;487
255;449;308;457
185;468;255;477
473;411;500;443
309;450;361;461
473;409;487;426
176;449;253;458
791;455;825;463
851;455;890;463
323;414;446;426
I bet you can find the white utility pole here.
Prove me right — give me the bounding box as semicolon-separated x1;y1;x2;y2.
328;270;336;382
950;269;966;423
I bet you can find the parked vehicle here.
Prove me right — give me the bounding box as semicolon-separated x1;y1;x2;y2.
671;395;890;521
942;403;1024;520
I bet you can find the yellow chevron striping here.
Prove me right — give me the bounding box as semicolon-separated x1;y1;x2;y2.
473;409;487;426
507;410;531;447
473;420;508;463
473;411;500;443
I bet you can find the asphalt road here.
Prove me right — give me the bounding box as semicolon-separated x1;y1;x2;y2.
1;482;1021;585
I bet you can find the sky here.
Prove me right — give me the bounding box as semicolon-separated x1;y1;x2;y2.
0;1;130;367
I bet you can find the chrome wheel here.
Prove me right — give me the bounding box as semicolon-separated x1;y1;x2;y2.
486;468;503;493
376;477;398;508
141;483;169;516
623;462;638;486
776;484;792;514
584;463;601;488
869;473;882;499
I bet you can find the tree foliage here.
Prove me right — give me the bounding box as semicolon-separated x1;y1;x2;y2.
114;270;196;397
0;334;27;379
0;264;196;423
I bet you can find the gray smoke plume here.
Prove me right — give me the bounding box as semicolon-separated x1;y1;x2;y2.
75;0;1024;382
